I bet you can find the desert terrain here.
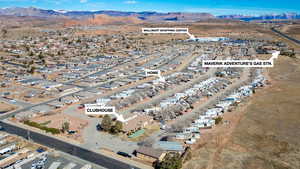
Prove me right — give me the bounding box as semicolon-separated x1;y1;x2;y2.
184;35;300;169
279;23;300;40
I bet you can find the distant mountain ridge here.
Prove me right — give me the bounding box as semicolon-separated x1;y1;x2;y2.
218;13;300;21
0;7;215;22
1;7;299;23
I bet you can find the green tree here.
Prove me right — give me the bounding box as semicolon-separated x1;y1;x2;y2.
29;51;34;56
110;121;123;134
101;115;112;132
155;153;182;169
62;121;70;133
215;116;223;125
38;52;44;60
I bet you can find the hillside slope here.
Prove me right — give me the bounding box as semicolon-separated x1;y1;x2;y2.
184;43;300;169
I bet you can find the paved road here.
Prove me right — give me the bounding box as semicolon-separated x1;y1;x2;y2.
0;121;139;169
271;27;300;45
0;97;33;108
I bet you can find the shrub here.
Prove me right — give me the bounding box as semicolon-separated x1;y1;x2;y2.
183;147;192;163
100;115;112;132
215;116;223;125
155;153;182;169
110;121;123;134
24;120;60;134
61;121;70;133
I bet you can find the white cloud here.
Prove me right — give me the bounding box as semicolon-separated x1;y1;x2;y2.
124;0;137;4
80;0;88;3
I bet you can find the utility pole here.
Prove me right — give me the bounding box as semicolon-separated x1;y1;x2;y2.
27;130;31;141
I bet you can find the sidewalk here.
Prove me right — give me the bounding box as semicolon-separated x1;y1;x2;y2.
100;149;153;169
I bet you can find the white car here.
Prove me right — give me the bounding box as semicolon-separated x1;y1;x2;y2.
185;138;196;144
9;99;16;103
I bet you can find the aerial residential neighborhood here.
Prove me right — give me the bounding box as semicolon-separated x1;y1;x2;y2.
0;1;299;169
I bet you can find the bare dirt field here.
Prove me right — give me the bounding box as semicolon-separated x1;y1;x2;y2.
75;21;270;41
31;113;88;142
141;21;273;40
280;24;300;40
184;51;300;168
0;101;17;113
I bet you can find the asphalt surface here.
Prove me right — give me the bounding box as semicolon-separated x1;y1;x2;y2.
0;121;139;169
271;27;300;45
0;97;33;108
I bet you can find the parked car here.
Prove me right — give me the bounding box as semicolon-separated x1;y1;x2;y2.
185;138;196;144
10;99;16;103
36;147;46;153
78;104;85;109
117;151;132;158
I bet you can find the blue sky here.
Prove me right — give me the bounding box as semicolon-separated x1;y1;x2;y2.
1;0;300;15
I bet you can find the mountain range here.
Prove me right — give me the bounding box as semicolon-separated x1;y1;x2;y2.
0;7;214;22
0;7;299;22
218;13;300;21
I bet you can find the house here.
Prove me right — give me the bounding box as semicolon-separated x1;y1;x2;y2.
135;146;166;163
183;127;199;133
193;115;215;128
215;101;232;111
31;105;54;114
19;78;42;86
58;86;80;96
75;91;95;100
0;148;29;168
60;96;79;104
40;81;62;90
0;142;16;155
96;98;111;106
175;133;192;140
47;100;64;109
122;114;153;133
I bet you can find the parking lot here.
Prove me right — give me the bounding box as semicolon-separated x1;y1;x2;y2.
20;152;98;169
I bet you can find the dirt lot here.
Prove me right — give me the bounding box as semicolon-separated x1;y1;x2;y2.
184;51;300;169
0;101;17;113
31;113;88;142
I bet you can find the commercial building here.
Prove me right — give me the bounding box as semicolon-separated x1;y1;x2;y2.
135;146;166;163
